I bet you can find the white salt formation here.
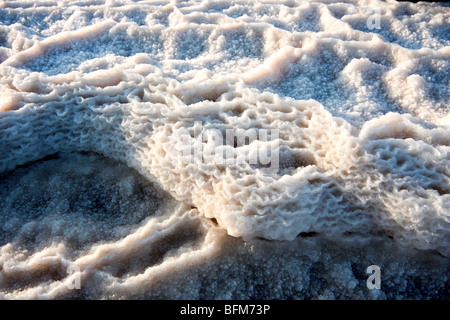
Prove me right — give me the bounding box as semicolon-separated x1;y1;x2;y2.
0;0;449;299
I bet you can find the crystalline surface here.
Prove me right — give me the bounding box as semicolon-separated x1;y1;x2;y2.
0;0;448;299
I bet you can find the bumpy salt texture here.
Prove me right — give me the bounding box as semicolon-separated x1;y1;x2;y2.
0;0;448;299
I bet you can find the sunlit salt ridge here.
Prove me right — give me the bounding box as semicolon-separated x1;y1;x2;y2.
0;0;449;299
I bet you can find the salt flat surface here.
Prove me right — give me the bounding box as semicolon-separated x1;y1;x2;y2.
0;0;448;299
